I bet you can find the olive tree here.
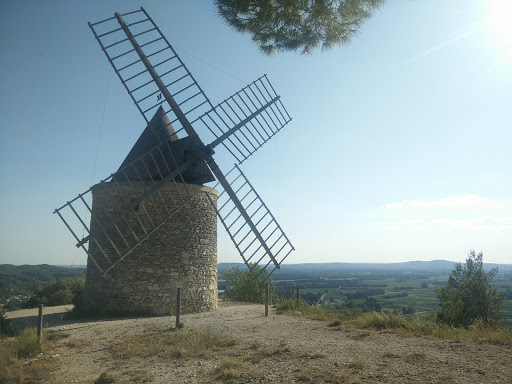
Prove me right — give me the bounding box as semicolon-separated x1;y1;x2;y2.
435;251;504;328
222;265;277;303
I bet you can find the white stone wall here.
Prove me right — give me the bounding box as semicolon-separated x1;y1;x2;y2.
83;182;218;315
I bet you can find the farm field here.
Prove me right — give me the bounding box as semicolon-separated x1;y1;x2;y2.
263;263;512;327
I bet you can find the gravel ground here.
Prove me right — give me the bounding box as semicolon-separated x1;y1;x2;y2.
5;302;512;383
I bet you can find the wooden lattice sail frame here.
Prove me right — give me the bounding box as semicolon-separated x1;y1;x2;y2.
54;7;295;285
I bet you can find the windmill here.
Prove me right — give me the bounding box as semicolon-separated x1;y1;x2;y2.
54;8;294;314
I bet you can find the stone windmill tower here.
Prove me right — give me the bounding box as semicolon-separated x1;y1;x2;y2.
54;8;295;315
83;107;219;314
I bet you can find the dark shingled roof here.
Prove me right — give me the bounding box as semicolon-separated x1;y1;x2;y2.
119;105;178;168
114;105;215;185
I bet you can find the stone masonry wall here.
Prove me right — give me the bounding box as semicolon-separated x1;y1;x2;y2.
83;182;218;315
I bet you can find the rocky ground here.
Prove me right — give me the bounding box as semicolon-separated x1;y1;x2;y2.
5;302;512;383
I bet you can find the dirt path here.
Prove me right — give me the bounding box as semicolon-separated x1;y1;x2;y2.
316;293;327;305
6;302;512;383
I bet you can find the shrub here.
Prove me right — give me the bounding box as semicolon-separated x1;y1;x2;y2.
1;312;15;336
95;372;117;384
276;297;341;322
0;329;45;382
215;359;242;381
222;264;277;303
14;328;42;358
328;319;342;327
435;251;504;328
277;294;512;345
25;277;84;308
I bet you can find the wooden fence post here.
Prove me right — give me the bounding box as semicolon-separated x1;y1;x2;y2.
176;288;181;329
295;288;299;309
37;304;44;342
265;282;269;317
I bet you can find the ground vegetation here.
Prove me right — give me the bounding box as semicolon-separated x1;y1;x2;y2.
435;251;504;328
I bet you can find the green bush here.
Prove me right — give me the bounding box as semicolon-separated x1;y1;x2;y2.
0;312;15;336
277;297;311;312
276;297;341;322
222;265;277;304
25;277;84;308
435;251;504;328
14;328;41;358
274;293;512;345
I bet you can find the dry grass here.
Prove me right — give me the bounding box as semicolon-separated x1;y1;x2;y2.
349;312;512;344
405;352;426;361
45;331;70;342
244;343;293;364
260;344;292;357
277;301;512;345
349;330;372;339
277;298;340;323
248;339;262;349
347;360;365;370
296;366;347;383
214;358;243;382
13;329;42;358
382;352;400;359
64;338;90;348
434;376;456;384
0;328;60;383
110;326;236;361
245;342;328;367
94;369;154;384
94;371;117;384
300;351;326;359
328;319;342;327
121;369;154;383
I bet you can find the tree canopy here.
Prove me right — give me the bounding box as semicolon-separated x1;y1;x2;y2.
24;277;84;308
435;251;504;328
214;0;386;54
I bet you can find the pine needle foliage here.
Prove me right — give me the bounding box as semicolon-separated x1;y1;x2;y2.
214;0;386;54
435;251;504;328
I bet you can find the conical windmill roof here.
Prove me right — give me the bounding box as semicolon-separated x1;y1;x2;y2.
114;105;215;184
114;105;179;181
119;105;178;167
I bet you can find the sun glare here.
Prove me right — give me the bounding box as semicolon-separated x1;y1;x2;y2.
487;0;512;55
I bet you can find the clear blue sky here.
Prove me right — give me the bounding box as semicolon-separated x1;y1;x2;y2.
1;1;511;266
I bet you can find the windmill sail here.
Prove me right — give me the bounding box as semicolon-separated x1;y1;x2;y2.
88;8;213;134
206;165;294;284
54;108;196;274
55;7;294;284
196;75;292;164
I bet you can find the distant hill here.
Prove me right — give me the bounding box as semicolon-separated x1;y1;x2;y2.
218;260;512;279
2;260;509;306
0;264;86;305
